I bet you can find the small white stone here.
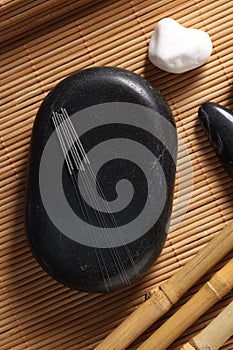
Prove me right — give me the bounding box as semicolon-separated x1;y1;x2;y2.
148;18;212;74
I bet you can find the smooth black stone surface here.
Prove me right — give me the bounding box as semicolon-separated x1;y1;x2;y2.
198;102;233;178
26;67;177;293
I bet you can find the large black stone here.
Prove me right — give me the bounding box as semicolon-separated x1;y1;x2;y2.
198;102;233;178
25;67;177;293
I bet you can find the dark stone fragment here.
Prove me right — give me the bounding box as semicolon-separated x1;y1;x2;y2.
25;67;177;293
198;102;233;178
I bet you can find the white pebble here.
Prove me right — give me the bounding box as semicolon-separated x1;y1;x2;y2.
148;18;212;74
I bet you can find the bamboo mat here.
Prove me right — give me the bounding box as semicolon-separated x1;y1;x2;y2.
1;0;233;349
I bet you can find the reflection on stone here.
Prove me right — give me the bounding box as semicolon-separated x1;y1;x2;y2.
198;102;233;178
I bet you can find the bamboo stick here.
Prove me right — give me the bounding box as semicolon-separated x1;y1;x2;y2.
138;259;233;350
56;298;232;350
181;301;233;350
95;222;233;350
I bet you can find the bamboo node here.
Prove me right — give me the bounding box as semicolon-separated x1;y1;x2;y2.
151;286;173;311
189;338;206;350
180;343;196;350
208;265;233;299
206;281;222;300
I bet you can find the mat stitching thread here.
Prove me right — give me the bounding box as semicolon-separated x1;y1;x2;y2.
67;0;97;67
172;96;227;227
1;2;47;100
130;0;148;44
22;45;47;97
0;277;31;349
194;0;232;88
166;232;183;269
0;136;19;181
163;90;201;267
0;5;43;348
193;0;228;225
150;86;183;268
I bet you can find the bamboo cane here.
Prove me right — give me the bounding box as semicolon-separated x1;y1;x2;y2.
137;258;233;350
95;222;233;350
181;300;233;350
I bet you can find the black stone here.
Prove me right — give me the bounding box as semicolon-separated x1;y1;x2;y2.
198;102;233;178
25;67;177;293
